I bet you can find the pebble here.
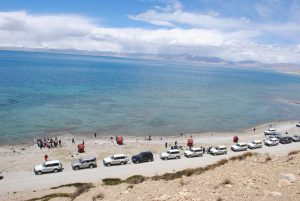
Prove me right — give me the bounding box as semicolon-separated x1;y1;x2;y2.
277;179;291;187
281;173;297;183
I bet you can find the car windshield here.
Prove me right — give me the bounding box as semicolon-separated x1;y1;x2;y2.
167;151;170;154
111;156;114;159
42;163;46;167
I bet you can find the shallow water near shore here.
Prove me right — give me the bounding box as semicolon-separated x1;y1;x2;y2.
1;50;300;145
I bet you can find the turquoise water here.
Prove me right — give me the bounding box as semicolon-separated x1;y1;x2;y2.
1;50;300;144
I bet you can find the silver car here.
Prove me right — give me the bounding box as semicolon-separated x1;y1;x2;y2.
34;160;63;175
72;156;97;170
103;154;130;166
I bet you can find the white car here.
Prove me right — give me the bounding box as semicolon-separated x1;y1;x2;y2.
231;143;248;152
264;137;279;146
160;149;181;160
34;160;63;175
296;123;300;127
248;140;263;149
103;154;130;166
264;128;277;136
210;145;227;156
184;147;203;158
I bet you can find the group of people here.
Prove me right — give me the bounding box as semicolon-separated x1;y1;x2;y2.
34;137;62;149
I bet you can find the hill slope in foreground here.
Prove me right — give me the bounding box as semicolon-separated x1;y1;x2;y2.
6;151;300;201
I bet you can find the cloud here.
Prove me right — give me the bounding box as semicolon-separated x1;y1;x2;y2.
0;10;300;64
128;0;251;30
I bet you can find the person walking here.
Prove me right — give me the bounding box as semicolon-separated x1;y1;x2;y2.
94;133;97;138
72;138;75;144
44;154;48;161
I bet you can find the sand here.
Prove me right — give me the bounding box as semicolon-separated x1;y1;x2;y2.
0;120;299;199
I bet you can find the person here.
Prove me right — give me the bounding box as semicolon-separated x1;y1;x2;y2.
94;133;97;138
148;135;152;141
58;139;61;146
83;140;85;145
165;142;168;148
253;128;256;133
44;154;48;161
203;147;205;154
33;137;37;144
72;138;75;144
175;141;177;146
286;132;288;135
180;133;183;136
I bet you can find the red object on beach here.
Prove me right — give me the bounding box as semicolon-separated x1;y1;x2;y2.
77;144;85;153
233;135;239;143
187;138;193;147
117;136;123;145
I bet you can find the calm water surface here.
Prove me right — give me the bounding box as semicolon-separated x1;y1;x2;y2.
1;50;300;144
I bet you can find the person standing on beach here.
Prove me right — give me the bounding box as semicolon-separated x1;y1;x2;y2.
165;142;168;148
203;147;205;154
44;154;48;161
72;138;75;144
253;128;256;133
94;133;97;138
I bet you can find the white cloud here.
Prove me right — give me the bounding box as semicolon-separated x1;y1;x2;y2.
0;10;300;64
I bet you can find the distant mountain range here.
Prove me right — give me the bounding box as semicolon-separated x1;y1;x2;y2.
1;47;300;75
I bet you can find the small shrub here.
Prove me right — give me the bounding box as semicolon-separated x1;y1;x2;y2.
288;150;300;156
102;178;123;186
125;175;146;184
127;184;134;189
221;178;232;185
92;193;104;201
265;155;272;163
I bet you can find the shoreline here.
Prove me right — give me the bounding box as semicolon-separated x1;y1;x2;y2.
1;120;298;147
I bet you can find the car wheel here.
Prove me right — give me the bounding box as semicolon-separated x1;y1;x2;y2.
53;169;58;173
106;163;111;167
89;164;94;169
120;161;124;165
164;157;168;160
148;159;151;162
176;156;180;159
188;155;192;158
136;160;139;164
74;166;79;171
36;171;42;175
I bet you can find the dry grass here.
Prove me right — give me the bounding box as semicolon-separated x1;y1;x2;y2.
216;197;222;201
26;183;94;201
265;155;272;163
127;184;134;189
125;175;146;184
288;150;300;156
92;192;104;201
102;178;123;186
221;178;232;185
26;193;71;201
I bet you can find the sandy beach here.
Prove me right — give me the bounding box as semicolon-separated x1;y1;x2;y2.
0;120;300;200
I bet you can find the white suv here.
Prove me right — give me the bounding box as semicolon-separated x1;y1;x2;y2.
264;128;277;136
103;154;129;166
248;140;263;149
184;147;203;158
34;160;63;175
210;145;227;156
264;137;279;146
231;143;248;152
160;149;181;160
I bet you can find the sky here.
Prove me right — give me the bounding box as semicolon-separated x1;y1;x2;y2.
0;0;300;63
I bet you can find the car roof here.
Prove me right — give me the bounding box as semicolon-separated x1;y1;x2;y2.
268;128;276;130
217;145;226;148
168;149;180;152
113;154;126;157
45;160;60;164
252;140;262;143
237;142;247;145
191;147;202;150
81;156;96;161
140;151;152;154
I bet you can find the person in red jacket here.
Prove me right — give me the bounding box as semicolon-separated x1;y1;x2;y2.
44;154;48;161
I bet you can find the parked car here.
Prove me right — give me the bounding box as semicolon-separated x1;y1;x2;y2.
103;154;130;166
184;147;203;158
210;145;227;156
231;143;248;152
0;172;3;180
264;128;277;136
131;151;154;164
269;133;283;139
34;160;63;175
160;149;181;160
292;135;300;142
296;123;300;127
248;140;263;149
71;156;97;170
264;137;279;146
279;136;293;144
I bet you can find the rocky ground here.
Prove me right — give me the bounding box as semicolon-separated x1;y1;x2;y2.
5;150;300;201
